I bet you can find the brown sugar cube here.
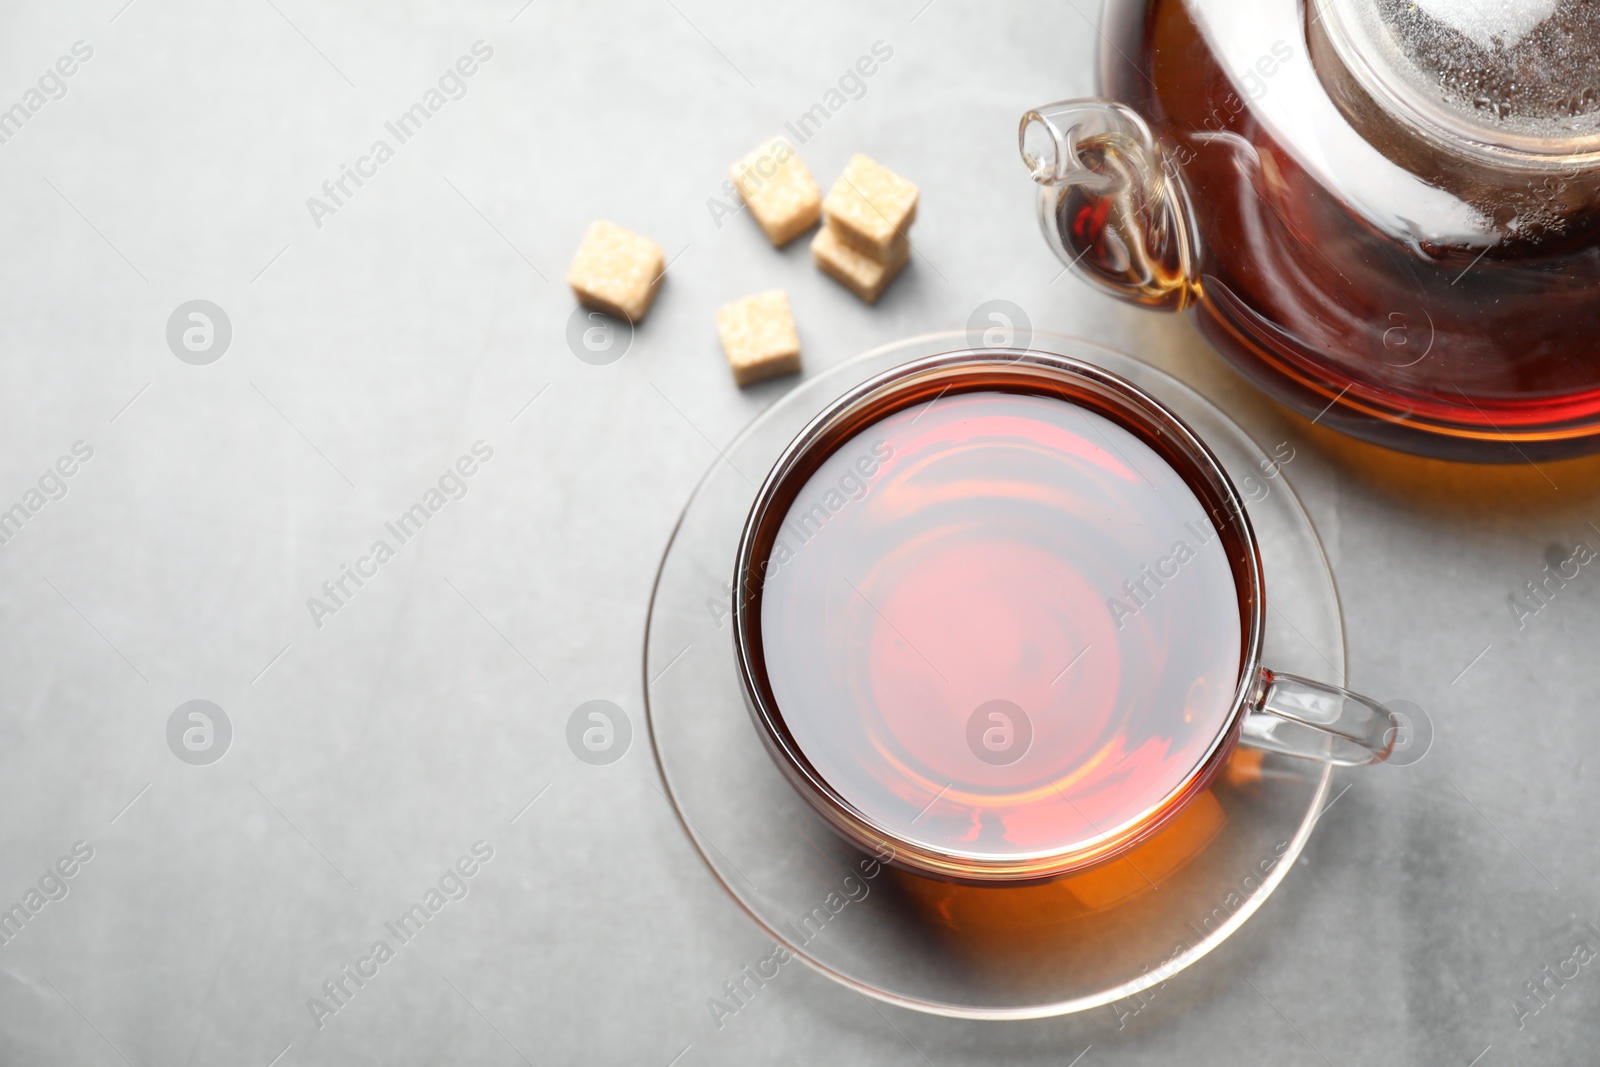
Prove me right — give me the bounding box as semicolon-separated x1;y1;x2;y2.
716;290;802;386
566;220;665;323
821;154;919;257
730;137;821;247
812;223;910;304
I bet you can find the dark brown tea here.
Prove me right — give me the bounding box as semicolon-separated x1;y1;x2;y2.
757;390;1244;870
1093;0;1600;458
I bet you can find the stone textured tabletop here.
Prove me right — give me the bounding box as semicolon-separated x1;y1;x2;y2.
0;2;1596;1064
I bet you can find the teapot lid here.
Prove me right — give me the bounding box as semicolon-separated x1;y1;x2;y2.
1320;0;1600;159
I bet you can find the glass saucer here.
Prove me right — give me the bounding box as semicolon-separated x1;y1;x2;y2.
643;332;1340;1019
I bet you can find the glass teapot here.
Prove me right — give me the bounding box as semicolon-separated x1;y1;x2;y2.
1020;0;1600;461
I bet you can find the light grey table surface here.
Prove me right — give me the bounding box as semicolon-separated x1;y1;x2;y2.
1;1;1597;1064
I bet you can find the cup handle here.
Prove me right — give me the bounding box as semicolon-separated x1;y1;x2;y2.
1240;668;1399;767
1018;99;1198;310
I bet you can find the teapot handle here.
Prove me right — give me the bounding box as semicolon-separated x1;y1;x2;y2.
1019;100;1198;311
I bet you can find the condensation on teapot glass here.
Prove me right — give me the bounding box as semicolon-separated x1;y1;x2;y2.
1320;0;1600;150
1164;0;1600;252
1309;0;1600;243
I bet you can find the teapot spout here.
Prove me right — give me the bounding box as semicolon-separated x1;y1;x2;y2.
1019;101;1198;311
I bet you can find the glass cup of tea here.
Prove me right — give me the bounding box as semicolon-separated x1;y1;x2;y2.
732;350;1398;883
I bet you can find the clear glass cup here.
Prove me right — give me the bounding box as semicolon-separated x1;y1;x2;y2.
732;349;1398;883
